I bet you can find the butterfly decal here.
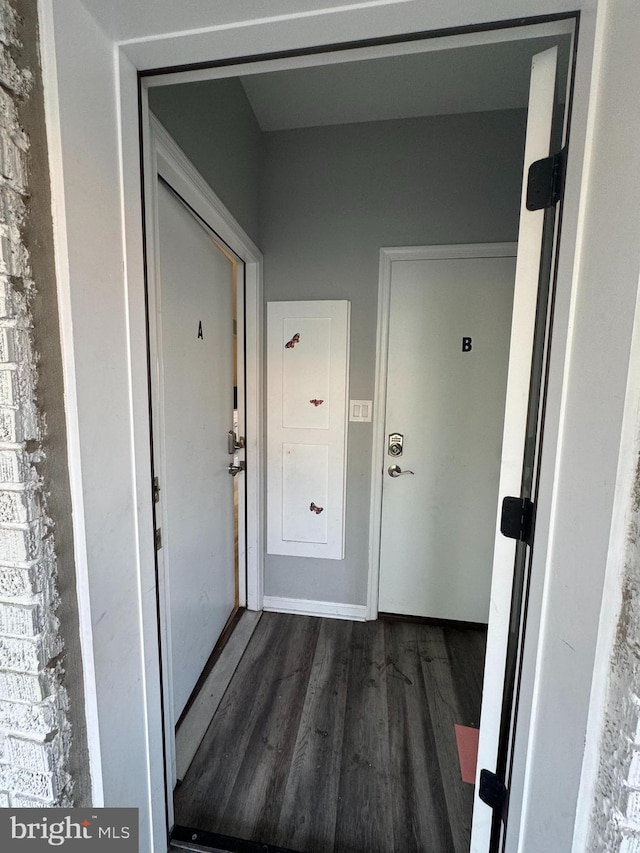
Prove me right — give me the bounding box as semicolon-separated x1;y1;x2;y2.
309;502;324;514
309;399;324;407
285;333;300;349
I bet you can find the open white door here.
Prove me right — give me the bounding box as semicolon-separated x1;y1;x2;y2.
155;179;240;723
147;164;246;800
471;45;566;852
142;115;264;831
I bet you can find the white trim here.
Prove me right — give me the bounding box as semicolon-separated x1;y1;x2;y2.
45;3;601;850
570;8;631;845
150;116;262;259
367;242;518;621
142;112;178;801
141;19;575;89
125;69;172;847
235;262;247;608
122;0;416;48
37;0;105;805
263;596;367;622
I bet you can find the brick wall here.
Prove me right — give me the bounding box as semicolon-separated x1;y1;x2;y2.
0;0;72;806
588;448;640;852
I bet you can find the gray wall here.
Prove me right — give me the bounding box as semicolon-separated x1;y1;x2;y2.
261;110;527;604
145;87;527;607
149;78;262;240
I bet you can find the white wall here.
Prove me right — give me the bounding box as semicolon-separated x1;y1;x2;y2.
40;1;163;849
566;1;640;849
261;111;526;604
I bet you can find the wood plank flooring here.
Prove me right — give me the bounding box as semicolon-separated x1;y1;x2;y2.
174;613;486;853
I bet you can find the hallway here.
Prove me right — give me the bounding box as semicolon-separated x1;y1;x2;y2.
173;613;485;852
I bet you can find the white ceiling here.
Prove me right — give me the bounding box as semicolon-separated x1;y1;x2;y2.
238;36;569;131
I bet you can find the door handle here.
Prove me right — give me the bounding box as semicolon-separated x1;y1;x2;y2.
228;429;245;455
388;464;414;478
228;461;245;477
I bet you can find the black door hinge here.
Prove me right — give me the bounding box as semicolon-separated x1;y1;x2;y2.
500;496;535;544
154;528;162;551
479;769;508;817
526;146;567;211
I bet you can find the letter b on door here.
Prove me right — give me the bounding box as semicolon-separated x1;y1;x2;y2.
462;337;472;352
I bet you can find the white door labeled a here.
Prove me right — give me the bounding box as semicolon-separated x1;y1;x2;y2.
378;246;516;623
155;179;241;722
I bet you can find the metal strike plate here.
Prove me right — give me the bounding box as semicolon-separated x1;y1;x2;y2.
228;429;245;455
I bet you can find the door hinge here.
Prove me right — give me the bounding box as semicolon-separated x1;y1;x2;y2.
153;476;160;503
479;769;508;817
500;496;535;544
154;528;162;551
526;146;567;211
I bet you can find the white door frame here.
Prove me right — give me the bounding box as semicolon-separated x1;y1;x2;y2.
141;111;264;819
108;16;579;850
368;242;518;621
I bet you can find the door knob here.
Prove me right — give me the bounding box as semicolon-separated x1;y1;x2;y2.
388;464;414;478
228;461;245;476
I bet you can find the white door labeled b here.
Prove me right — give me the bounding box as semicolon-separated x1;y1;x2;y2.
155;180;240;721
378;246;516;623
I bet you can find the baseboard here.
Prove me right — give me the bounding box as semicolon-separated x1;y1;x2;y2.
262;595;366;622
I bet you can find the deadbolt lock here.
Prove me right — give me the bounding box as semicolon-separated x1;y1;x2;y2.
388;433;404;457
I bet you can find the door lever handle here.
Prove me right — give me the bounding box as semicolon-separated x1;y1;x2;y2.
228;461;245;477
388;464;414;478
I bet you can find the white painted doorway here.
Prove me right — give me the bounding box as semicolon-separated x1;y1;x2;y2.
135;20;568;844
377;244;516;623
155;177;241;722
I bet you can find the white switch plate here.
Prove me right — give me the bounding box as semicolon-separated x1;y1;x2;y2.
350;400;372;422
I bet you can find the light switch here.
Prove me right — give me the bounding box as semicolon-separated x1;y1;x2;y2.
350;400;372;422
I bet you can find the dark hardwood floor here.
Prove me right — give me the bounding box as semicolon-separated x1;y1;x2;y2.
174;613;486;853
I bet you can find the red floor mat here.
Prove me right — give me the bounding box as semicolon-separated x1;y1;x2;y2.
454;724;479;784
